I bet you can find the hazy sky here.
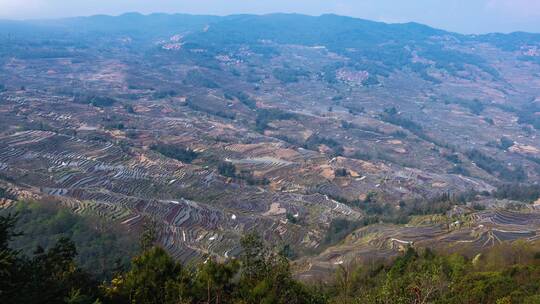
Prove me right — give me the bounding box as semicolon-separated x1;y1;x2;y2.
0;0;539;34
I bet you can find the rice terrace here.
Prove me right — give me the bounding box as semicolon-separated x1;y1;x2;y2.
1;2;540;303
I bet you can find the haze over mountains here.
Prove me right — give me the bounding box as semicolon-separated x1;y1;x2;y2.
0;13;540;277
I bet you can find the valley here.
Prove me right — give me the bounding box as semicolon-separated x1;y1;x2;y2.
1;13;540;276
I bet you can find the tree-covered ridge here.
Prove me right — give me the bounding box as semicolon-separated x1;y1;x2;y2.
0;201;138;280
328;243;540;304
1;13;533;80
0;210;323;304
3;207;540;303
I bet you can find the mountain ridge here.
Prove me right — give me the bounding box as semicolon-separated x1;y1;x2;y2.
1;12;538;36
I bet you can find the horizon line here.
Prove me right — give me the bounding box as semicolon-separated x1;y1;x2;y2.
1;11;538;36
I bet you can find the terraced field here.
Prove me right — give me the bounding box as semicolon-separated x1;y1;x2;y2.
0;13;540;271
296;208;540;280
0;130;362;260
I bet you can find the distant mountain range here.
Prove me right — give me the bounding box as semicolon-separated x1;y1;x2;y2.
2;13;539;77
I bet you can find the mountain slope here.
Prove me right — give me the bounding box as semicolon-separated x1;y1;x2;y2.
0;13;539;273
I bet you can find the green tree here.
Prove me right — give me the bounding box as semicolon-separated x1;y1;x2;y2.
0;213;97;304
0;213;23;302
23;237;97;304
192;257;239;304
238;233;325;304
139;219;158;252
107;246;187;304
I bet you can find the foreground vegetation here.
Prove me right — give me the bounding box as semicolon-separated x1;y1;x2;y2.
0;201;138;279
3;204;540;303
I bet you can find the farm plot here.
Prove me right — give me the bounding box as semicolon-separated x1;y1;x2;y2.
297;208;540;279
0;130;361;261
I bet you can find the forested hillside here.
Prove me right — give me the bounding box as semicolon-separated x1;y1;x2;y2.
0;201;138;279
3;205;540;303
